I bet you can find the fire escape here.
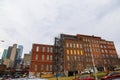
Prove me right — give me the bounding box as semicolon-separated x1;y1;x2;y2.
54;35;64;75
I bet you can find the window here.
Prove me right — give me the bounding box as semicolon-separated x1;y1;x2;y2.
35;64;37;71
111;55;113;58
70;50;73;54
96;41;98;44
102;49;104;53
42;54;44;60
102;54;105;58
105;50;108;53
42;47;45;52
87;48;89;52
88;53;91;57
80;44;82;48
47;47;49;53
67;49;69;54
89;44;91;47
104;60;107;64
26;61;30;65
74;50;76;55
78;56;80;61
46;65;49;71
41;65;44;71
47;55;49;60
100;45;103;48
86;59;88;62
70;56;74;60
76;44;79;48
67;56;69;61
84;48;87;52
74;56;76;60
77;50;80;55
36;46;39;52
104;45;106;48
50;47;53;53
106;54;109;58
81;50;83;55
70;43;72;48
96;48;100;52
66;43;69;47
90;48;92;52
50;55;52;61
73;43;76;48
50;65;52;71
88;39;90;42
36;54;38;60
84;44;86;47
86;44;88;47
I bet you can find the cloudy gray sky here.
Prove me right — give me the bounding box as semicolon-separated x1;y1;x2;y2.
0;0;120;58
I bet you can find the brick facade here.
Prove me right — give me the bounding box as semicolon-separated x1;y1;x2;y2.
29;44;54;77
54;34;119;74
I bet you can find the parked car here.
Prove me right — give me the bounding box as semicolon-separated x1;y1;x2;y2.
81;69;94;74
101;72;120;80
114;67;120;71
81;70;90;74
73;75;94;80
1;74;12;80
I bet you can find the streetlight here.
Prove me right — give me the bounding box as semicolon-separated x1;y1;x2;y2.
90;36;98;80
91;51;98;80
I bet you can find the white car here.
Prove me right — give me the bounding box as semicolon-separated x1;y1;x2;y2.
81;70;90;74
114;67;120;71
81;69;94;74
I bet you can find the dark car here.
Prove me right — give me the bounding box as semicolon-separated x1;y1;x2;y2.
1;74;12;80
73;75;94;80
101;72;120;80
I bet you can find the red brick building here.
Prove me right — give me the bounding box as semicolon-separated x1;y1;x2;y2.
29;34;119;77
54;34;119;75
29;44;54;77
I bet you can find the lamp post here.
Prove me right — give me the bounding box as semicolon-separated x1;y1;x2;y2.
91;51;98;80
90;36;98;80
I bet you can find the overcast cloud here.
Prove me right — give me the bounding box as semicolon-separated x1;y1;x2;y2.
0;0;120;57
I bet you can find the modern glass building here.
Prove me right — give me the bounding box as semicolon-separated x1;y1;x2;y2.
6;46;12;59
3;44;23;68
1;49;8;64
1;49;8;60
14;45;23;67
17;45;23;58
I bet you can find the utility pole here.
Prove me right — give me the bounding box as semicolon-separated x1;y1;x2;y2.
91;52;98;80
90;36;98;80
